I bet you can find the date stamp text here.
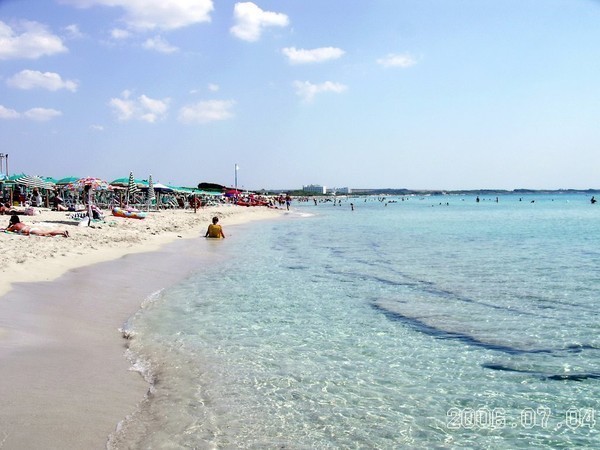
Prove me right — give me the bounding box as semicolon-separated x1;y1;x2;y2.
446;406;596;431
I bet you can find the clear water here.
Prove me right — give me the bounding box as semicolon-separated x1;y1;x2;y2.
111;194;600;449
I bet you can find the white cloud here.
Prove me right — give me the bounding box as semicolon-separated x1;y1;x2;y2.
230;2;289;42
0;105;20;119
208;83;219;92
109;97;135;121
7;70;79;92
0;20;67;60
142;36;179;53
23;108;63;121
139;94;169;116
62;0;214;31
0;105;63;121
90;124;104;131
377;53;417;68
109;91;170;123
111;28;131;40
293;81;347;103
282;47;345;64
179;100;235;124
63;24;84;39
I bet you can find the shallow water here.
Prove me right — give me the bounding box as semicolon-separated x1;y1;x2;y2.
112;194;600;449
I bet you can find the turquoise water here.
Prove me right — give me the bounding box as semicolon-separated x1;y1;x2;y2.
112;194;600;449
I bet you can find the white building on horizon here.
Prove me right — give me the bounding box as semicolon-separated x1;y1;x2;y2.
326;187;352;195
335;187;352;194
302;184;326;194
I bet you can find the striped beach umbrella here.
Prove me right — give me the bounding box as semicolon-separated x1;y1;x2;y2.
126;171;138;205
67;176;111;190
16;174;55;189
147;174;156;207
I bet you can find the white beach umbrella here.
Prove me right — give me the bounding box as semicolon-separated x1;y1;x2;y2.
16;174;55;190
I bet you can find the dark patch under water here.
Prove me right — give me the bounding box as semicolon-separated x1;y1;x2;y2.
481;363;600;381
371;302;599;357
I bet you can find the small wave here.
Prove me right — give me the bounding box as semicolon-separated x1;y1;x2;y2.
287;210;315;218
107;347;158;449
118;289;165;339
125;348;156;388
109;289;165;448
140;289;165;308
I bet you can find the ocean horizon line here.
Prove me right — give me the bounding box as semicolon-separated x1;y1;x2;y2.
256;187;600;195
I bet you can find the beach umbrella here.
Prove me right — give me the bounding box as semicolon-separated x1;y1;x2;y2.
126;171;139;205
8;173;25;181
110;177;145;187
16;174;55;189
56;176;80;185
152;182;172;192
43;176;59;184
147;174;156;207
67;176;111;190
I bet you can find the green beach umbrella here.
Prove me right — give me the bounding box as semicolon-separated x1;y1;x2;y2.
7;173;26;182
43;176;59;185
56;176;80;185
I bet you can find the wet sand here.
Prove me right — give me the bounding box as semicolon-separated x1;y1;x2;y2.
0;206;283;448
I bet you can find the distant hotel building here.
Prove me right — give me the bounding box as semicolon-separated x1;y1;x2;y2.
302;184;326;194
332;187;352;194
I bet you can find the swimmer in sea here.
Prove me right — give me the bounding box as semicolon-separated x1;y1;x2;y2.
5;214;69;237
205;216;225;239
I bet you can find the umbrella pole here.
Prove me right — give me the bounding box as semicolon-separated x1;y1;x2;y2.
88;189;93;226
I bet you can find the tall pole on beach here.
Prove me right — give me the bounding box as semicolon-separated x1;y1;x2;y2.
235;163;239;192
0;153;7;175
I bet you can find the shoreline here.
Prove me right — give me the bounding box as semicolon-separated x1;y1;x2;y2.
0;206;285;449
0;205;283;298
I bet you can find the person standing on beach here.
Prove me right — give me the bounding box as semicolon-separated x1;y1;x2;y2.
285;194;292;211
205;216;225;239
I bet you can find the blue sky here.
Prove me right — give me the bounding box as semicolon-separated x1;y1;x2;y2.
1;0;599;190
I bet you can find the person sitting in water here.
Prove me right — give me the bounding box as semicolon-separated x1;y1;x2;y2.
205;216;225;239
5;214;69;237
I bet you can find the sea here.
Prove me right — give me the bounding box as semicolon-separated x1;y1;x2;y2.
110;193;600;449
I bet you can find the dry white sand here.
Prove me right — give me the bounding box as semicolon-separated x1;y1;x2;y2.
0;205;284;449
0;205;282;297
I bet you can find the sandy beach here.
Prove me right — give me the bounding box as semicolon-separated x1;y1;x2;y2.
0;205;284;449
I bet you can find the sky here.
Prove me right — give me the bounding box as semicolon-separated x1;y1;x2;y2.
1;0;599;191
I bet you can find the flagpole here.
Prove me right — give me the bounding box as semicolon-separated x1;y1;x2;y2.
234;164;238;192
